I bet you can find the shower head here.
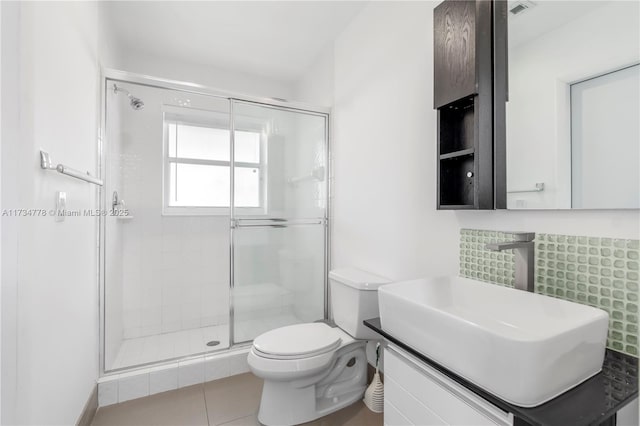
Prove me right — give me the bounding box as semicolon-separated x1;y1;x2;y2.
113;84;145;110
129;96;144;110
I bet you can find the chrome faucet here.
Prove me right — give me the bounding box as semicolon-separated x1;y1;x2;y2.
485;232;535;292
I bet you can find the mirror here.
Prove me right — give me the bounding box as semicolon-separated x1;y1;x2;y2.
506;1;639;210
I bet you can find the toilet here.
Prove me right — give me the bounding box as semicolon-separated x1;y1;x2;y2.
248;267;390;426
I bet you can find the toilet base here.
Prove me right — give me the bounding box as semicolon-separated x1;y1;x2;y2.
256;343;368;426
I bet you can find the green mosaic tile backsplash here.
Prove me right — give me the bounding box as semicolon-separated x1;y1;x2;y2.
459;229;640;358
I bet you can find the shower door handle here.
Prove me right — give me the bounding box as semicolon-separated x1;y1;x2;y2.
232;218;325;228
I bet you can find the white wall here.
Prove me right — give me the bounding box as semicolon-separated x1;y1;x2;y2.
97;2;125;74
1;4;19;422
506;1;640;209
295;0;640;284
1;2;103;424
298;2;462;282
295;44;334;108
117;49;296;101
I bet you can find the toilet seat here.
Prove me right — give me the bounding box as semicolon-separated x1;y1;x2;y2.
253;323;343;360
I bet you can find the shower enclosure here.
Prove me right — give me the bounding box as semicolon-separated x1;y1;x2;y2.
100;71;329;372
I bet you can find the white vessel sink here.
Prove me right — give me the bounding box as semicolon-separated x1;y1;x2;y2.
378;276;609;407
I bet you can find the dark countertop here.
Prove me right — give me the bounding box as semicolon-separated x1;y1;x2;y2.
364;318;638;426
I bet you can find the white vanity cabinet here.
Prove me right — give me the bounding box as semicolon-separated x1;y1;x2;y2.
616;398;639;426
383;346;513;426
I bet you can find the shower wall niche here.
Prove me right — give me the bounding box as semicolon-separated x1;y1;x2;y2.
102;77;328;372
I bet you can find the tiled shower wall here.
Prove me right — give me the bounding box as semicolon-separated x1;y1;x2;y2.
459;229;639;357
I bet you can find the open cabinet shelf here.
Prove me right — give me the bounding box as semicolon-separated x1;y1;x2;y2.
439;153;475;207
439;97;475;155
440;148;475;160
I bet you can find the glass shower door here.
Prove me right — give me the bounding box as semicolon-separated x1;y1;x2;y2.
102;81;233;372
231;101;328;344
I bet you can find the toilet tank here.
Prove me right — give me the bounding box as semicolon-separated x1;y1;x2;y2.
329;268;390;339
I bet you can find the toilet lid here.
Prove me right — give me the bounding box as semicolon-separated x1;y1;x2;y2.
253;323;342;358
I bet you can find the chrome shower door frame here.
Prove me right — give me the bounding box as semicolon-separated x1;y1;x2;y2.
98;69;331;377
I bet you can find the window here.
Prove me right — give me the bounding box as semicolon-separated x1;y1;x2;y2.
163;107;263;215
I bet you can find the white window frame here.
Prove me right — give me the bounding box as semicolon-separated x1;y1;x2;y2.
161;105;267;216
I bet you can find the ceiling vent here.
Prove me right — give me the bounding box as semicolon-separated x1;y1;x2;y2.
509;1;537;16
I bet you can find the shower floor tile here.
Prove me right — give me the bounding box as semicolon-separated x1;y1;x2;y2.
111;325;230;370
110;313;302;370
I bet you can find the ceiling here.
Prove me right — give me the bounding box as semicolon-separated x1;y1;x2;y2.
104;1;367;81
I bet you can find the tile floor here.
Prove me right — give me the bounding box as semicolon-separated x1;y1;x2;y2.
91;372;383;426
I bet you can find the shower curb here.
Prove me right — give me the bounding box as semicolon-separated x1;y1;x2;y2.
97;347;251;406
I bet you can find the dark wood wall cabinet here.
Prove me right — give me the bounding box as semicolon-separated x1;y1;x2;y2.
434;0;507;210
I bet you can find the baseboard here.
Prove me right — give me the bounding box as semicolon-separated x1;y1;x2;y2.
76;384;98;426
